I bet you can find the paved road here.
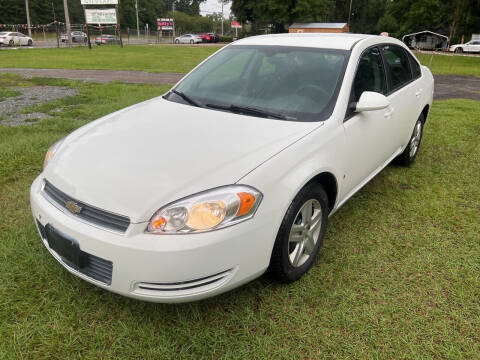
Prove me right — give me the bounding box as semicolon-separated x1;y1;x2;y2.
0;68;478;100
0;41;225;50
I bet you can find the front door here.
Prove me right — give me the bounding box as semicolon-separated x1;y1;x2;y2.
342;46;396;195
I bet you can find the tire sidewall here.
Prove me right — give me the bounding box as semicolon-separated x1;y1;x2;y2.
272;184;329;282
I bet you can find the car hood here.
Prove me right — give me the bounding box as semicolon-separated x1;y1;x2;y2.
45;97;321;222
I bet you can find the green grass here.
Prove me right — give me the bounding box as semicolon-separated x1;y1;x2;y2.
416;52;480;77
0;73;479;359
1;45;479;78
0;45;220;73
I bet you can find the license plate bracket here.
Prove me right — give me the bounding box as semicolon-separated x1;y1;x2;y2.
45;224;86;269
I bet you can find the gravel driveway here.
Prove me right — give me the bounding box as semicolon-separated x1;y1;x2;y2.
0;68;478;100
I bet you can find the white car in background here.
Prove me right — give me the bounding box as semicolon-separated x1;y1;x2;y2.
0;32;33;47
174;34;202;44
31;33;434;303
449;39;480;53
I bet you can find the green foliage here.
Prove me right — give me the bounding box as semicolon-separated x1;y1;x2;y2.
230;0;480;42
0;0;208;33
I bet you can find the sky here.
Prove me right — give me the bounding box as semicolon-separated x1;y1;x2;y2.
200;0;232;18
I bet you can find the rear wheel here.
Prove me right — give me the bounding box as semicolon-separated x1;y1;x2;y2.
455;47;463;53
27;40;32;46
269;184;329;283
394;115;424;166
9;40;14;47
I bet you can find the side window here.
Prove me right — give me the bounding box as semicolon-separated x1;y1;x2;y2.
382;45;413;91
408;53;421;79
352;47;386;102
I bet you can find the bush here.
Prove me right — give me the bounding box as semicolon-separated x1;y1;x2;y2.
219;35;233;43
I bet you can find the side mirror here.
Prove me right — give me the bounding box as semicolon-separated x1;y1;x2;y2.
354;91;390;112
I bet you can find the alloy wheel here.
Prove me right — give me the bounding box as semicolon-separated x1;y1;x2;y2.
288;199;322;267
410;121;422;158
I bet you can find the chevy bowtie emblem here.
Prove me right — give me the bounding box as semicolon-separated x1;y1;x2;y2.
65;201;82;214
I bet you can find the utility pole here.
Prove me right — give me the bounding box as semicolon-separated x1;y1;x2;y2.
347;0;353;29
135;0;140;39
25;0;32;37
221;1;224;36
62;0;72;46
172;2;175;41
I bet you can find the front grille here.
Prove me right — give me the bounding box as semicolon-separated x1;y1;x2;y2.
133;269;233;297
37;220;113;285
43;180;130;233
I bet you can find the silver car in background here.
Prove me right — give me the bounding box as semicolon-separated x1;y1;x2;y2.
174;34;203;44
61;31;88;43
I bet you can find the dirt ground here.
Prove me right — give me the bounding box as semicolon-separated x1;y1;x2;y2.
0;68;479;101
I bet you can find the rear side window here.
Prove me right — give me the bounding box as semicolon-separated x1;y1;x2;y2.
352;47;386;102
382;45;413;91
408;53;421;79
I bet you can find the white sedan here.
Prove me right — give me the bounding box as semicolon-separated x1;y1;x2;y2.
31;33;434;303
174;34;202;44
0;31;33;47
449;39;480;53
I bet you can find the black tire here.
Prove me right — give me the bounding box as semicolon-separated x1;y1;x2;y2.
269;183;329;283
9;40;14;47
455;47;463;54
175;39;180;44
190;39;194;44
27;40;32;46
394;114;424;166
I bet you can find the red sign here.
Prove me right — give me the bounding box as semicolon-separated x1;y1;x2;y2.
231;21;241;29
157;18;174;31
380;32;389;37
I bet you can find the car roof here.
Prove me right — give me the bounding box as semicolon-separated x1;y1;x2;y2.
233;33;374;50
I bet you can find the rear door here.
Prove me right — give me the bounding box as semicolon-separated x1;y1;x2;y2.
381;44;420;148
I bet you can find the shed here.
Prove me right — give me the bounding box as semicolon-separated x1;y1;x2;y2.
402;30;449;50
289;23;349;33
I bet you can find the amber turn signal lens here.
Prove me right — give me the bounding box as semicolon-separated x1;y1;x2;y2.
151;217;166;230
237;192;256;216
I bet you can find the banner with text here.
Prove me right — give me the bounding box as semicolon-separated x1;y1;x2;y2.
81;0;118;4
157;18;174;31
85;9;117;24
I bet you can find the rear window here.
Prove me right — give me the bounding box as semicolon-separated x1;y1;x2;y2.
382;45;413;91
0;32;8;36
408;53;421;79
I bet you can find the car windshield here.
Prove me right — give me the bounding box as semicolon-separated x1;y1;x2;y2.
168;45;349;122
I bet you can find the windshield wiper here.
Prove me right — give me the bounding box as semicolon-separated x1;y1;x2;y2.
206;103;290;120
171;90;203;108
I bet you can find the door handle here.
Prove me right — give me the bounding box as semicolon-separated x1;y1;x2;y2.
384;107;394;119
415;89;423;97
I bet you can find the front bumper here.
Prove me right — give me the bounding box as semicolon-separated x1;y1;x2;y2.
30;176;272;303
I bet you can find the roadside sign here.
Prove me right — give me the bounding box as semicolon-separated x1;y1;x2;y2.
85;8;117;24
157;18;174;31
231;21;242;29
81;0;118;4
380;32;389;37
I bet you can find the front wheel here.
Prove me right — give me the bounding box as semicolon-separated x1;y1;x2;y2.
455;47;463;54
394;115;424;166
190;39;194;44
175;39;179;44
269;183;329;283
27;40;32;46
9;40;14;47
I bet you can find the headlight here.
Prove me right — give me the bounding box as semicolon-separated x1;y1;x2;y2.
43;138;65;169
146;185;262;234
